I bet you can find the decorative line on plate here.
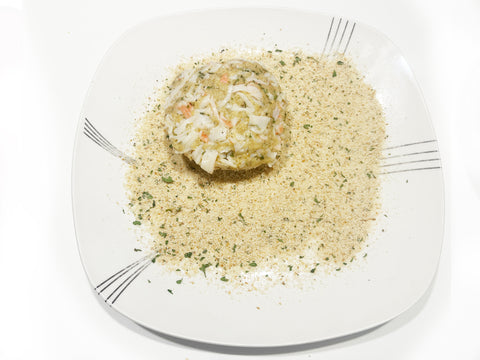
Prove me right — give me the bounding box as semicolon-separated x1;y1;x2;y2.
321;17;335;55
328;18;343;54
382;150;439;160
384;139;437;151
380;139;441;174
95;254;155;305
83;118;136;165
343;22;356;54
381;158;440;168
336;20;349;53
322;17;356;55
380;166;441;175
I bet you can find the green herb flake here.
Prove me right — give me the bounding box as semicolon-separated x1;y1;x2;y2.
133;220;141;225
279;60;286;66
176;279;182;284
162;176;174;183
232;244;237;253
133;248;142;252
303;124;312;129
184;252;192;258
314;196;320;204
238;212;246;224
142;191;153;199
337;60;344;65
249;261;257;267
220;276;229;282
167;289;173;294
275;49;283;52
290;181;295;187
159;231;167;238
332;70;337;77
199;263;212;277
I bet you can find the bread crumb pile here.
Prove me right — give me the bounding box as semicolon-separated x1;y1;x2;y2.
125;48;386;288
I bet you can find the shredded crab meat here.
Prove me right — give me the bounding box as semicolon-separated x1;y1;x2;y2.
164;59;286;173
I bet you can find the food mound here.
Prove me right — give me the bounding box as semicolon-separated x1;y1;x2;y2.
164;59;286;173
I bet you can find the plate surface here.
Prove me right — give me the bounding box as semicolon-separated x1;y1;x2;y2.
72;8;444;347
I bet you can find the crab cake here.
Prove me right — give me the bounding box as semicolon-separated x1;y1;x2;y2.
165;59;286;173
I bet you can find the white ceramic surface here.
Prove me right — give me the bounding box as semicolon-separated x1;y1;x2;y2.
72;8;444;347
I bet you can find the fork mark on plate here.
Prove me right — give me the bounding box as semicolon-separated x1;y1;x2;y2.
83;118;137;165
322;17;335;56
381;158;440;168
323;17;357;55
383;139;437;151
380;166;441;175
95;254;156;306
382;150;438;160
336;20;349;53
342;22;356;54
380;139;441;173
109;262;152;305
328;18;343;54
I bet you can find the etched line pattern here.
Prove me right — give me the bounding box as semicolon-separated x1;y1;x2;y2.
83;118;136;165
322;17;357;56
380;140;441;175
95;254;156;306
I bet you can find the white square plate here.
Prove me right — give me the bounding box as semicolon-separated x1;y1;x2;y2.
72;8;444;347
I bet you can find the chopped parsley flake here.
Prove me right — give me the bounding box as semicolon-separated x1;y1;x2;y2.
199;263;212;277
238;212;246;224
142;191;153;199
162;176;174;183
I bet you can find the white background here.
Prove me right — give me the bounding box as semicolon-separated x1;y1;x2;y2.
0;0;478;359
